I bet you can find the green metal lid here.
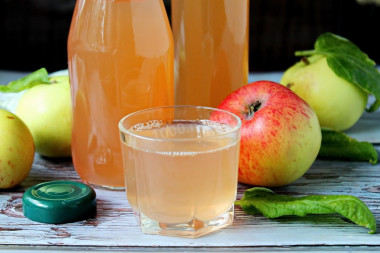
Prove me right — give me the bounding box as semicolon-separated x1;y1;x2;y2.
22;180;96;224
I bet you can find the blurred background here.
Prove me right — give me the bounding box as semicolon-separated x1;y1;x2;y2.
0;0;379;73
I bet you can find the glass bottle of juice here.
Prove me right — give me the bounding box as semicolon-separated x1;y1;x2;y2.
67;0;174;189
172;0;249;108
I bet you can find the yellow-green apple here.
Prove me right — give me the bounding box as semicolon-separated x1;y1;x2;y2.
0;109;34;188
217;81;321;187
280;55;368;131
16;76;72;157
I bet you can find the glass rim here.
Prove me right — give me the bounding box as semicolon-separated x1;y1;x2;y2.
118;105;242;142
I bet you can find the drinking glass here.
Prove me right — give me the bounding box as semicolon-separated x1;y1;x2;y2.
119;106;241;238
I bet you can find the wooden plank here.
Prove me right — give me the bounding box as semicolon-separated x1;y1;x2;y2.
1;148;380;250
1;71;380;250
2;246;380;252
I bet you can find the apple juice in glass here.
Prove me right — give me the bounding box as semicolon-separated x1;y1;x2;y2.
172;0;249;108
119;106;241;238
67;0;174;189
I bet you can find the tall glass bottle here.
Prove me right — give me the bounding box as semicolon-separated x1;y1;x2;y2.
172;0;249;108
67;0;174;189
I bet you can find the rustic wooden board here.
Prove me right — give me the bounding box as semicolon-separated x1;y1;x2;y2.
1;70;380;251
1;147;380;251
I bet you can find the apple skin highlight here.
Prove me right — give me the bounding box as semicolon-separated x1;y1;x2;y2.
218;81;321;187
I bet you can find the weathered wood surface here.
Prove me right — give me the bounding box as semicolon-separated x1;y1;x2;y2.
1;146;380;252
1;71;380;251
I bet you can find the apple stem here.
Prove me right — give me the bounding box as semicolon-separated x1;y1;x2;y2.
302;57;310;65
247;101;261;119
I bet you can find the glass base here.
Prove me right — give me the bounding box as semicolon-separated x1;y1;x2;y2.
138;205;234;238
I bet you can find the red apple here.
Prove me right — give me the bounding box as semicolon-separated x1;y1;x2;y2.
217;81;321;187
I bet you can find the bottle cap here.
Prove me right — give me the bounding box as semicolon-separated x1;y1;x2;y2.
22;180;96;224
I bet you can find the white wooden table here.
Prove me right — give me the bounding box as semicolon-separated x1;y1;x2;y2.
1;71;380;252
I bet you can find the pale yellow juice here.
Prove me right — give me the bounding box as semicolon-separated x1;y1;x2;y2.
172;0;249;107
121;121;240;224
68;0;173;188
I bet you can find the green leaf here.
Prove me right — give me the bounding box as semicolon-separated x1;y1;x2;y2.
236;187;377;234
319;128;378;164
0;68;50;93
295;32;380;112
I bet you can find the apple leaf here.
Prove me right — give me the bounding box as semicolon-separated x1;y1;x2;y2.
0;68;50;93
295;32;380;112
236;187;377;234
319;128;378;164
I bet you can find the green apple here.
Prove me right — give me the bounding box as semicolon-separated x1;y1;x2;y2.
16;76;72;157
0;109;34;188
280;55;368;131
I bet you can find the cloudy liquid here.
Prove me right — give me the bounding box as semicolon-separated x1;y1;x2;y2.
67;0;173;188
121;121;240;223
172;0;249;107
